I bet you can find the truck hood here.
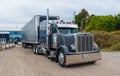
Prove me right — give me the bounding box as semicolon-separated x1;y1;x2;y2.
58;34;75;52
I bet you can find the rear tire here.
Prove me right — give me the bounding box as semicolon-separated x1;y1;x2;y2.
58;49;66;67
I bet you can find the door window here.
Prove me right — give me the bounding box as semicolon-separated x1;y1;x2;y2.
52;27;57;34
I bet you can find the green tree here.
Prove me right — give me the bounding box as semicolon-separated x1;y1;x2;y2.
115;14;120;30
75;9;89;29
85;15;116;32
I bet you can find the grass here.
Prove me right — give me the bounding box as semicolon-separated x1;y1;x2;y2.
90;31;120;51
101;48;120;52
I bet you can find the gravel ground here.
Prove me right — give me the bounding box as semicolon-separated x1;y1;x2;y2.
0;46;120;76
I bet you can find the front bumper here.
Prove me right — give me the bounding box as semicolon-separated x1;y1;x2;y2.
65;52;101;65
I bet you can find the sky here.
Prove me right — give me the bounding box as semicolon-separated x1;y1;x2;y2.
0;0;120;28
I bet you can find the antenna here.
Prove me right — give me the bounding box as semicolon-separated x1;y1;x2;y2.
73;11;75;23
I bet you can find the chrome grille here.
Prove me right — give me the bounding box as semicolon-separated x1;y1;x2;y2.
77;34;93;53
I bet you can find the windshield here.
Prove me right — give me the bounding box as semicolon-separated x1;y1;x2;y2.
58;28;78;34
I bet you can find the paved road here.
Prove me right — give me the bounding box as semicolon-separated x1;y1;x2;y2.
0;46;120;76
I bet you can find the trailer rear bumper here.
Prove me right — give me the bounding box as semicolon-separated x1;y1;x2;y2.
66;52;101;65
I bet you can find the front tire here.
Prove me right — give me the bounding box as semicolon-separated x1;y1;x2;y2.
58;50;66;67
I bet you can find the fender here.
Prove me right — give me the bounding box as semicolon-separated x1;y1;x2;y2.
58;45;69;54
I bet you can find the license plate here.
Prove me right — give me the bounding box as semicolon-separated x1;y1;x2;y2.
83;54;89;59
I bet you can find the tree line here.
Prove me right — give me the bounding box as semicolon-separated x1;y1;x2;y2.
75;9;120;32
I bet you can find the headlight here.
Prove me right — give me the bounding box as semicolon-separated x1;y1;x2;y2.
93;43;100;52
71;44;75;50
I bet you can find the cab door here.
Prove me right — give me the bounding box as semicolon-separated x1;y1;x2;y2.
48;25;58;49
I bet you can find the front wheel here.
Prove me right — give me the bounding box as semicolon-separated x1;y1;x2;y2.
58;50;66;67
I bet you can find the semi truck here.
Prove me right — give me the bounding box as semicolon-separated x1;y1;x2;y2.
22;15;101;67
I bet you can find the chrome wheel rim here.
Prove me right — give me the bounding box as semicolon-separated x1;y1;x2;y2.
58;52;64;65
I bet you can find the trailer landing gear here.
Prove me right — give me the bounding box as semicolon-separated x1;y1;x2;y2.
32;45;40;55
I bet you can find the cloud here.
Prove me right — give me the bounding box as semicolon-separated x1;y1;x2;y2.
0;0;120;27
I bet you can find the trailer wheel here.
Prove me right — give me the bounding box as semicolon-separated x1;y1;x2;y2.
58;50;66;67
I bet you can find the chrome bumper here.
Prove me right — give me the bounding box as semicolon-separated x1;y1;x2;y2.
65;53;101;65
